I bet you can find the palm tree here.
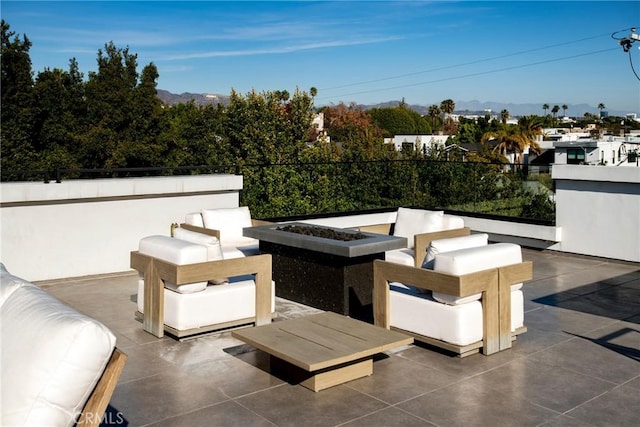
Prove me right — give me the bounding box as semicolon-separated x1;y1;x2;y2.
551;105;560;121
428;104;440;131
500;109;510;124
562;104;568;118
440;99;455;116
517;115;543;155
542;103;549;116
481;127;529;165
597;103;606;119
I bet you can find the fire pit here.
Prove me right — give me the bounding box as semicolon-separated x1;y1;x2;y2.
277;224;367;241
243;222;407;320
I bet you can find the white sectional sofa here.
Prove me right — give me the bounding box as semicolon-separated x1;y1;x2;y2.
1;264;126;426
374;235;532;357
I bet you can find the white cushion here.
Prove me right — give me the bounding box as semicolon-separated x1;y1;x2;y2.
172;228;227;284
393;208;444;249
441;215;465;230
138;276;275;331
384;248;415;266
422;233;489;270
201;206;252;243
139;235;208;293
432;243;523;305
1;271;116;427
390;283;483;346
184;212;204;228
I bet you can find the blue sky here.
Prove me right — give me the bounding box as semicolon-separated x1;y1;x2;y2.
2;1;639;113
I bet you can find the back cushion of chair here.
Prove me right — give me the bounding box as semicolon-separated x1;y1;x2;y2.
184;212;204;228
139;235;209;293
393;207;444;249
422;233;489;270
172;228;228;285
201;206;252;243
441;215;464;230
432;243;523;305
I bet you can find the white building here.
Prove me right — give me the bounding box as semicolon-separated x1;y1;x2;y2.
553;135;640;166
383;134;450;152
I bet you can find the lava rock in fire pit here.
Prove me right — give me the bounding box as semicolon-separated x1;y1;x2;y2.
277;225;368;241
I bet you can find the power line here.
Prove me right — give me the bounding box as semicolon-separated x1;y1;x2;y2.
317;47;619;102
319;32;614;93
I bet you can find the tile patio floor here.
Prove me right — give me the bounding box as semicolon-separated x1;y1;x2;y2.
38;249;640;427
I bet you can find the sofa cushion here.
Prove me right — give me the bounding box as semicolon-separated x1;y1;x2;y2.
172;227;227;284
432;243;523;305
393;208;444;249
421;233;489;270
139;235;208;293
1;270;116;427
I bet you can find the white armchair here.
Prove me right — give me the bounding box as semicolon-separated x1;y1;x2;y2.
374;236;532;357
131;233;274;338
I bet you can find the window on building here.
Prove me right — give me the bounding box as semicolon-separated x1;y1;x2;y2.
567;148;585;164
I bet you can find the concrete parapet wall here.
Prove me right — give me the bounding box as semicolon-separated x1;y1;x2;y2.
0;175;243;281
553;165;639;262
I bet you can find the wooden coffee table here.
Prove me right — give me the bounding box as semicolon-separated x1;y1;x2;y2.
232;312;413;391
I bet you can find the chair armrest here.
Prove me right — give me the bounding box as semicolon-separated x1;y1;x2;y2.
357;223;392;235
176;223;221;240
77;348;127;427
413;227;471;267
251;219;273;226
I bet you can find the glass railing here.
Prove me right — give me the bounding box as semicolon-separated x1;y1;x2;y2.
2;160;555;222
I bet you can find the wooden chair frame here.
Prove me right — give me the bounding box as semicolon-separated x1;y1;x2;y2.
130;252;273;338
76;348;127;427
171;219;273;240
373;258;532;357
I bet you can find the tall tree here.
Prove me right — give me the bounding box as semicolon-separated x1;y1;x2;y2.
1;20;37;179
427;104;440;132
500;109;510;124
542;103;549;116
551;105;560;122
561;104;568;118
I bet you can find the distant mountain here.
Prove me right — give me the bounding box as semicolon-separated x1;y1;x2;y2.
156;90;632;117
157;89;230;107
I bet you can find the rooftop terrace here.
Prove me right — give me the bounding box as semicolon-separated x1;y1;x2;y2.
38;248;640;427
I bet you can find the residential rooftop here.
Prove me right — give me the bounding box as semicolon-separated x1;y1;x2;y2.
38;248;640;427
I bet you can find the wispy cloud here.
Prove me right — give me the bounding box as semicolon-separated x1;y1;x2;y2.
159;36;403;61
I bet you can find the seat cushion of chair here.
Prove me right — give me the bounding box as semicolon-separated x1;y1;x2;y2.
384;248;415;266
432;243;523;305
185;212;205;228
1;278;116;426
137;277;275;331
393;208;444;249
389;283;483;346
172;228;227;284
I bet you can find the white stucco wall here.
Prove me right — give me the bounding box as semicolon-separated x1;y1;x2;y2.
553;165;640;262
0;175;243;281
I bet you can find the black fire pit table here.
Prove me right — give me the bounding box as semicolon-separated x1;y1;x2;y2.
243;222;407;322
